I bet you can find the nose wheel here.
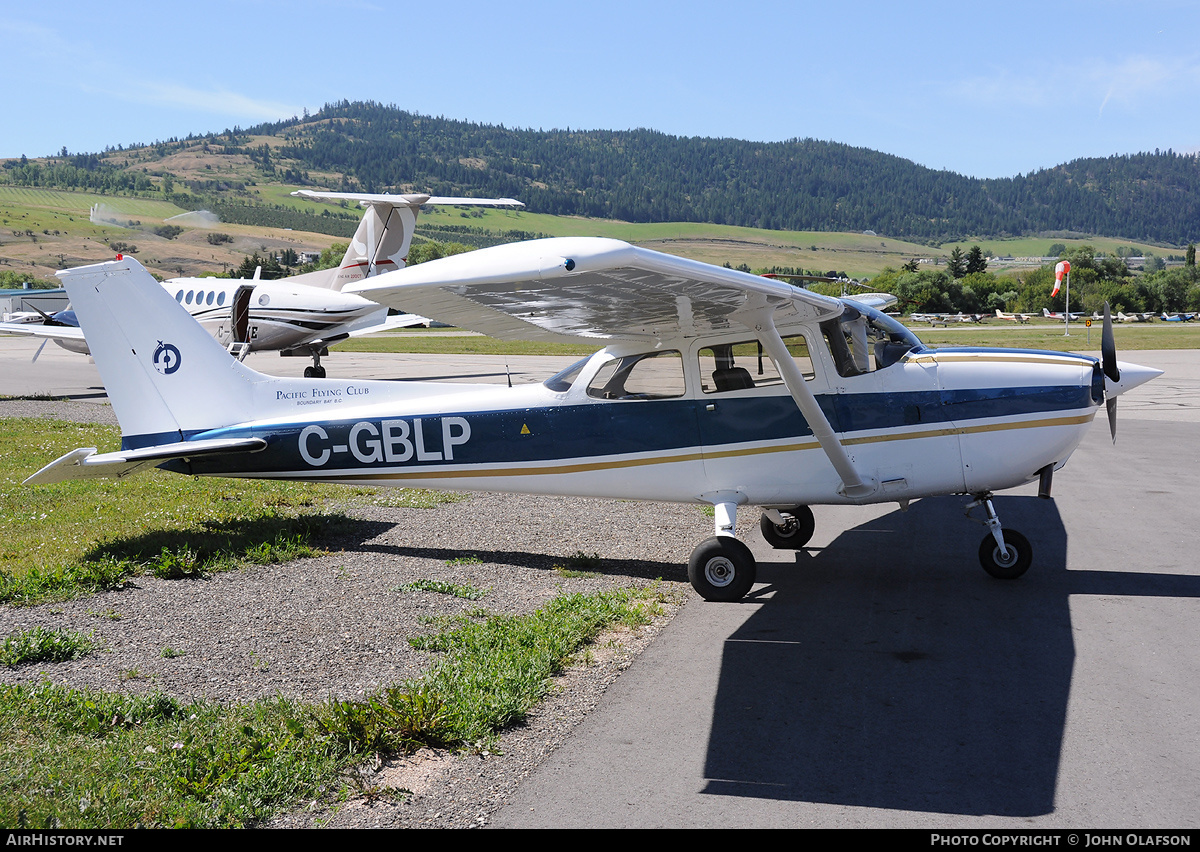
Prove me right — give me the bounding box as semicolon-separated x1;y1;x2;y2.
966;494;1032;579
978;529;1032;579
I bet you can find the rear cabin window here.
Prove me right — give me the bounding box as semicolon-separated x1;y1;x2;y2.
586;351;685;400
698;335;814;394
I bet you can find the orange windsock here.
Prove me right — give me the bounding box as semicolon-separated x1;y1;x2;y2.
1052;260;1070;297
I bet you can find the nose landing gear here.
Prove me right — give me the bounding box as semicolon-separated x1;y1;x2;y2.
966;493;1032;579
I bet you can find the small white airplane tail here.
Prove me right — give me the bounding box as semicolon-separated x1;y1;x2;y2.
293;191;523;291
52;255;260;444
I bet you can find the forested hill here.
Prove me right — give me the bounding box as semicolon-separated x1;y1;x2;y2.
10;100;1200;244
251;102;1197;244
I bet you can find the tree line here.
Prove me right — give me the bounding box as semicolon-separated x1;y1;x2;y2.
866;246;1200;316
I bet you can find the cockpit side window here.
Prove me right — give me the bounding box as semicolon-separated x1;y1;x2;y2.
586;350;685;400
698;335;813;394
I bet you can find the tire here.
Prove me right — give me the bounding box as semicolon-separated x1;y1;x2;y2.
303;366;315;378
688;537;757;602
760;506;815;550
978;529;1032;579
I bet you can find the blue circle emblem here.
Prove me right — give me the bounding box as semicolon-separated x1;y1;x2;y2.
153;341;181;375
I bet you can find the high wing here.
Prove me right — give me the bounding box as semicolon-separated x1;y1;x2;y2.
347;237;846;343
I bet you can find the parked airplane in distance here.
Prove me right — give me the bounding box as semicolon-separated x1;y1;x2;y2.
0;192;523;376
995;309;1031;323
1116;311;1155;323
1043;308;1085;320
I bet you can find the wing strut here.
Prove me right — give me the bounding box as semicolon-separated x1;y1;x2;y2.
752;310;877;501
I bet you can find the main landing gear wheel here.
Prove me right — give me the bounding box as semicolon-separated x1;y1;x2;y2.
303;365;326;378
978;529;1032;579
760;506;815;549
688;537;757;602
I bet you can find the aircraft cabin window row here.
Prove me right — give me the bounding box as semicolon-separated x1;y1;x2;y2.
175;290;228;307
699;335;814;394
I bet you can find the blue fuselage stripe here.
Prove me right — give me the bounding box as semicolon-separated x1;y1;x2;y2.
145;384;1096;476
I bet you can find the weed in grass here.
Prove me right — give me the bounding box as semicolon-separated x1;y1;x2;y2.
1;626;97;667
554;550;605;578
398;579;487;600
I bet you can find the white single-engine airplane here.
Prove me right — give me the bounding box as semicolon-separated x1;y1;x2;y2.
0;192;522;376
27;240;1161;601
1043;308;1085;321
995;309;1032;323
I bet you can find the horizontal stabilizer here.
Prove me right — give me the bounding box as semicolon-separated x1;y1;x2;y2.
24;437;266;485
292;190;523;208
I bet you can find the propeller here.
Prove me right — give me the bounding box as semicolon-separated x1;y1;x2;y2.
1101;302;1120;442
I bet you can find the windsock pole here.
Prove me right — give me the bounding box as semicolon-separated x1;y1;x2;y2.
1054;260;1072;336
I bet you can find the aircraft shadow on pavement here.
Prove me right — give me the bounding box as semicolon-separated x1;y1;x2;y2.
700;494;1200;817
354;541;685;583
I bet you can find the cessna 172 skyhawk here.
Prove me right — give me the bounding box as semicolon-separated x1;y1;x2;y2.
27;241;1161;602
0;192;522;376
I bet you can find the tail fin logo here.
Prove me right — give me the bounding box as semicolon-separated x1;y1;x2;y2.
152;341;182;375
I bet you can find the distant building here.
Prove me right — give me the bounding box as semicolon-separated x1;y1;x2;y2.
1;288;69;319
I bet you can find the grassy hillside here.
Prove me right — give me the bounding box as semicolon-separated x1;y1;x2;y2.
0;178;1178;284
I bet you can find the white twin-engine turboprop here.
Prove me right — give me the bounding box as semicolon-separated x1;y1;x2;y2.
27;240;1160;602
0;191;523;376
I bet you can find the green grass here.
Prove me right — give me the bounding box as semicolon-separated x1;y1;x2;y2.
0;586;662;827
339;320;1198;356
2;627;97;667
0;418;365;605
904;319;1200;351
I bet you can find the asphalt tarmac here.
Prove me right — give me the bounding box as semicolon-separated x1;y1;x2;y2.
490;349;1200;829
3;337;1197;828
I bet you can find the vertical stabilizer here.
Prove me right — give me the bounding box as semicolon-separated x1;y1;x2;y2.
293;190;523;290
56;256;261;447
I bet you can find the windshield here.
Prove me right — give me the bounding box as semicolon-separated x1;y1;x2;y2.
543;356;593;392
821;301;926;376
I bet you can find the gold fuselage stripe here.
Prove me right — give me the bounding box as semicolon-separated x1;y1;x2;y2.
289;410;1097;483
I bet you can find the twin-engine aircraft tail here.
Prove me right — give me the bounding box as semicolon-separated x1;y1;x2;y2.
291;191;523;290
25;256;268;484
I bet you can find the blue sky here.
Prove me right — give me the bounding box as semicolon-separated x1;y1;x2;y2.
4;0;1198;179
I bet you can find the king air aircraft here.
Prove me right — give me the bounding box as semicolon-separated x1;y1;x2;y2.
0;192;522;376
27;240;1161;601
